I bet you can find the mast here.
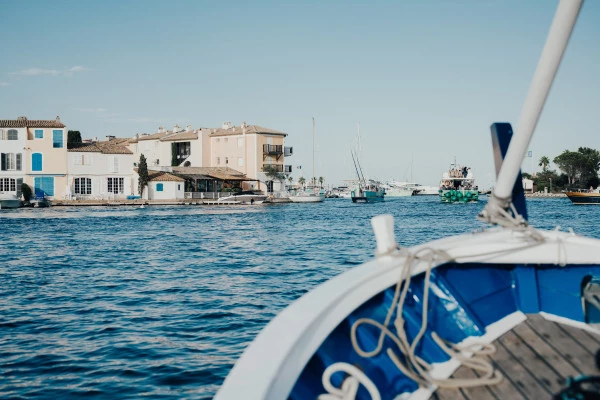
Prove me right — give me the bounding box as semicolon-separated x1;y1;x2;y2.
491;0;582;202
312;117;315;188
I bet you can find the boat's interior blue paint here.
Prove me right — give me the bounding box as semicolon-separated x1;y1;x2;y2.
289;263;600;399
513;266;540;313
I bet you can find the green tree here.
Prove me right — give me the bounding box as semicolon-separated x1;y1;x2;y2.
318;176;324;188
554;147;600;188
138;154;149;198
287;176;293;187
298;176;306;188
538;156;550;172
67;130;82;149
21;183;32;202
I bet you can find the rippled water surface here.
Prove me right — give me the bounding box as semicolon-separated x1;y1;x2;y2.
1;197;599;398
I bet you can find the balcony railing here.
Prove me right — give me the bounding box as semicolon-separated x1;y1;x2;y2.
262;164;283;173
263;144;282;155
284;146;293;157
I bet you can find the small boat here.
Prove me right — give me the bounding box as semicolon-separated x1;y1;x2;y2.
32;196;50;208
218;191;268;205
0;193;21;209
565;189;600;205
289;189;325;203
350;151;385;203
381;182;416;197
217;2;598;399
439;162;478;203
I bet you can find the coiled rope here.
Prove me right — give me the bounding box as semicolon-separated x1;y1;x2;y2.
351;204;547;389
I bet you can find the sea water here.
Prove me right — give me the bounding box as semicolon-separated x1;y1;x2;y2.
1;197;599;398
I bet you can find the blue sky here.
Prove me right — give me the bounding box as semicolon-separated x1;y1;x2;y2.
1;0;599;188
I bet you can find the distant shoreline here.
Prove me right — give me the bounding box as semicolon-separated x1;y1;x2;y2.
525;193;566;198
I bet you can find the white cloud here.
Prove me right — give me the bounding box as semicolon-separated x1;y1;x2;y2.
9;65;91;78
9;68;60;77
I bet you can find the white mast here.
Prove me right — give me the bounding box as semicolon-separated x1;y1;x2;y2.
491;0;583;203
312;117;315;188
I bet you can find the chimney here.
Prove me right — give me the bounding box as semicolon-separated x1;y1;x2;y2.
17;116;27;121
106;135;115;141
93;136;98;142
136;133;140;139
242;121;247;135
56;116;61;123
186;125;192;132
158;126;164;133
173;124;180;132
222;121;232;130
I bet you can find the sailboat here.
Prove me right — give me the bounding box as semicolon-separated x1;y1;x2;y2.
216;1;600;399
289;117;325;203
350;150;385;203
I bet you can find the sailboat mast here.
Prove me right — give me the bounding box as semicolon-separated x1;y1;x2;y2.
312;117;315;187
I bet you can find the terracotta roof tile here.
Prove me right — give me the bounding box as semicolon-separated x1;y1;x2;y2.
0;116;66;128
147;171;185;182
68;141;133;154
171;166;251;181
210;124;286;137
161;131;198;141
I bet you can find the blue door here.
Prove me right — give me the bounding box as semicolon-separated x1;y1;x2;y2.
34;177;54;198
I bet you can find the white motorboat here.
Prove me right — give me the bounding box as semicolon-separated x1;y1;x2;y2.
0;193;21;209
218;192;268;205
382;181;418;197
217;2;599;399
289;188;325;203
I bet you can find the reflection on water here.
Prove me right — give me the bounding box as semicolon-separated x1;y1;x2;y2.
0;197;598;398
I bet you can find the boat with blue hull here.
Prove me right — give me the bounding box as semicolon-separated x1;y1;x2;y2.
216;1;599;399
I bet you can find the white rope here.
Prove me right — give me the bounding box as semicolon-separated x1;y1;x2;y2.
319;362;381;400
350;228;547;390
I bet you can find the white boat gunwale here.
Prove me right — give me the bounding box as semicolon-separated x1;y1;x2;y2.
215;226;600;399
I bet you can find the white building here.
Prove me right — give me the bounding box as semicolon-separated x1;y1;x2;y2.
67;140;134;200
0;122;27;197
129;125;210;169
522;177;534;193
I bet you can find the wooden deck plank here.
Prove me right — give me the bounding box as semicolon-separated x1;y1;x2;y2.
480;355;527;400
454;365;497;400
512;319;580;383
498;330;563;394
554;320;599;355
526;314;598;376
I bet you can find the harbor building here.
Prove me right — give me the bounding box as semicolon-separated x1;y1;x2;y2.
1;116;67;200
0;119;27;198
67;139;134;200
209;122;292;192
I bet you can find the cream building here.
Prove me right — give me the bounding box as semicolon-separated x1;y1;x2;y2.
0;116;67;199
209;122;292;192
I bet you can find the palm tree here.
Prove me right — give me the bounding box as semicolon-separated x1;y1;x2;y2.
312;177;317;188
298;177;306;189
539;156;550;172
318;176;324;188
288;176;293;187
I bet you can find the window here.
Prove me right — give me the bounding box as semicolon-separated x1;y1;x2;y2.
238;157;244;167
216;157;220;165
32;153;43;171
225;157;229;165
107;177;124;194
238;138;244;148
7;129;18;140
1;153;21;171
74;178;92;195
34;177;54;197
52;130;63;148
156;183;164;192
0;178;16;192
111;156;119;173
35;129;44;139
177;184;181;190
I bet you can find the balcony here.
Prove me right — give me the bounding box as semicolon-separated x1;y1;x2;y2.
263;144;283;160
284;146;293;157
262;164;283;173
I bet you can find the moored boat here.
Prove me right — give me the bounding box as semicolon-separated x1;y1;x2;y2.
289;188;325;203
566;189;600;205
350;182;385;203
218;191;268;204
0;193;21;209
439;163;478;203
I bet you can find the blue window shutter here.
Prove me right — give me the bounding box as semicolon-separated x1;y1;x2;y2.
34;177;54;197
44;177;54;196
53;130;63;148
157;183;164;192
35;130;44;139
32;153;42;171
